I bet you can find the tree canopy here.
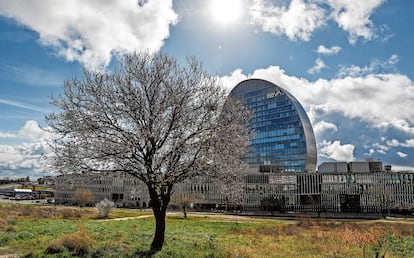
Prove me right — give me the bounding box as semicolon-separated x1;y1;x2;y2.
46;51;249;251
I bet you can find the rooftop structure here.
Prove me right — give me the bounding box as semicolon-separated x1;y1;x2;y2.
318;159;384;173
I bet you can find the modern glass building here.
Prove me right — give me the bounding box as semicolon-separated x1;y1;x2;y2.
229;79;317;173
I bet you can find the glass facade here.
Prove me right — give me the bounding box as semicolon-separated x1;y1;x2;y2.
230;79;317;173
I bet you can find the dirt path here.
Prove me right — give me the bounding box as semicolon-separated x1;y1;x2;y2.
94;212;272;223
92;212;236;222
0;247;19;258
94;214;153;222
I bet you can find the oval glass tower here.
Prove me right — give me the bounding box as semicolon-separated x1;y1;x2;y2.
230;79;317;173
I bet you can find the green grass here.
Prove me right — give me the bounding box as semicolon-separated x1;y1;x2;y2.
1;204;414;257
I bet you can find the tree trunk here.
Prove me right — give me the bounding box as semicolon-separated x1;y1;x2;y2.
182;205;187;219
151;208;166;251
148;184;171;252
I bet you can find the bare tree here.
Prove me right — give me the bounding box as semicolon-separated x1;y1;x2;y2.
74;188;94;207
46;52;249;252
170;191;201;219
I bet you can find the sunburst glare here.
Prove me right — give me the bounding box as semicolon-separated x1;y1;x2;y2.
209;0;243;27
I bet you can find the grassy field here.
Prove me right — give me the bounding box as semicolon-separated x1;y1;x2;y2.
1;204;414;257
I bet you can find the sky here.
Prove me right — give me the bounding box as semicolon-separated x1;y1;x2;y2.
0;0;414;179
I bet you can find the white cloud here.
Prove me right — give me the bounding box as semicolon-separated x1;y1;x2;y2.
249;0;385;44
317;45;341;55
314;120;338;135
0;120;53;177
396;151;407;158
388;54;399;65
308;57;328;74
0;144;21;168
320;140;355;162
306;76;412;127
0;120;50;140
19;120;48;140
372;143;389;155
364;148;375;156
0;142;35;169
0;142;45;170
386;139;414;148
337;54;399;77
325;0;385;44
377;119;414;135
0;0;178;69
337;65;368;78
249;0;325;41
220;69;248;92
0;132;17;138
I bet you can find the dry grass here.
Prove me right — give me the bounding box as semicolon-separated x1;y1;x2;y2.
224;218;414;258
0;203;95;221
45;225;93;256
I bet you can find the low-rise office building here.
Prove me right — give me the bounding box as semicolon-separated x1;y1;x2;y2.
55;170;414;214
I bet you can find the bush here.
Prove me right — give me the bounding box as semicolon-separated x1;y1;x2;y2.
45;241;64;254
45;225;93;256
60;208;83;219
95;198;115;219
74;188;94;207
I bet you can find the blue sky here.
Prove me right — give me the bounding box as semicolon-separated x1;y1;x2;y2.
0;0;414;179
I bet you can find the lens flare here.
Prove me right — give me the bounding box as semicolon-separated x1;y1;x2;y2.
210;0;243;26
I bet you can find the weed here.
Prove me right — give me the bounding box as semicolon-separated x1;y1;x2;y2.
45;225;93;256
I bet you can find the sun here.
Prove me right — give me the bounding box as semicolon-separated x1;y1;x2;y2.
209;0;243;27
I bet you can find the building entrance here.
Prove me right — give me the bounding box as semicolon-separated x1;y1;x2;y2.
340;194;361;212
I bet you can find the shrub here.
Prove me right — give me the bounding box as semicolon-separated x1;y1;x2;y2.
95;198;115;219
20;205;34;217
45;225;93;256
74;188;94;207
60;208;76;219
59;208;84;219
0;218;9;231
44;241;64;254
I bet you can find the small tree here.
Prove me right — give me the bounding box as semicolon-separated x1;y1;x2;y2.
47;52;249;252
170;191;201;219
96;198;115;219
74;188;94;207
217;172;245;212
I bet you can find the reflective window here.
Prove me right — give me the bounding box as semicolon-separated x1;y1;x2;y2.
230;79;317;173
